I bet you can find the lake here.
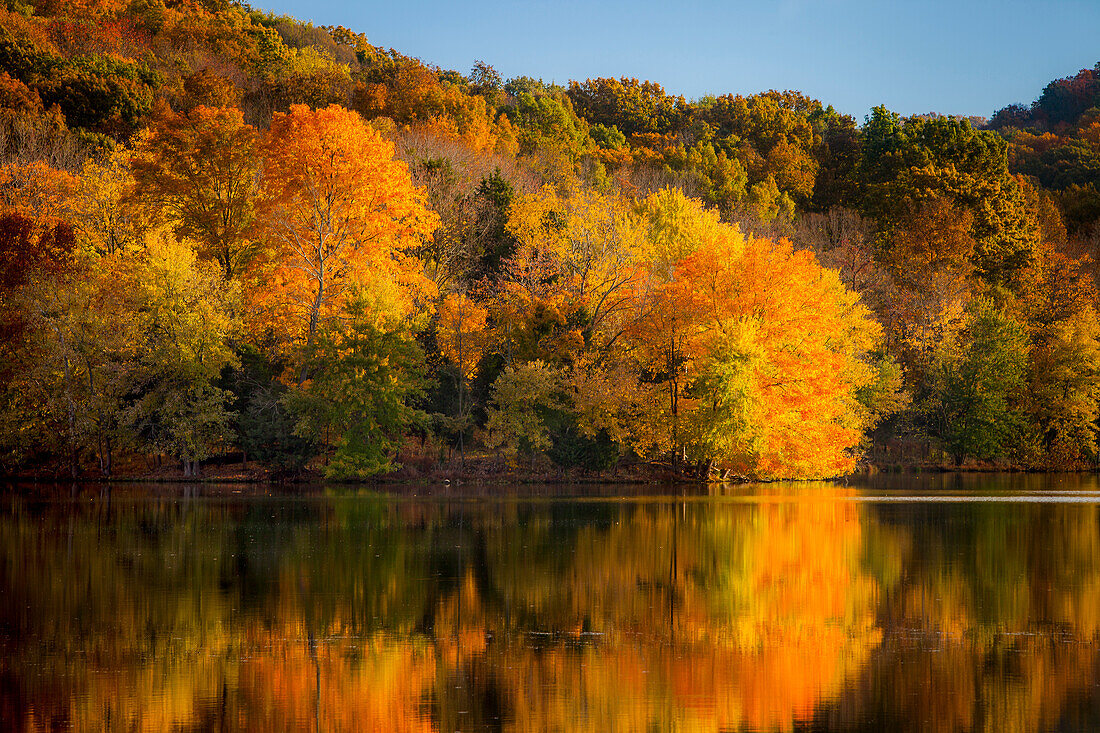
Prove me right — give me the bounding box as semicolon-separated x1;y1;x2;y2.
4;474;1100;731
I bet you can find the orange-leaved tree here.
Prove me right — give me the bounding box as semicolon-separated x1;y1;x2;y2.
257;104;439;381
627;188;882;478
676;233;881;478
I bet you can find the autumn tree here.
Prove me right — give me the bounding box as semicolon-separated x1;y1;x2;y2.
697;92;821;206
176;68;242;113
257;103;438;380
11;249;138;477
435;291;489;462
395;129;534;290
355;58;498;151
1028;309;1100;467
1018;244;1100;467
287;295;428;478
919;299;1031;465
878;194;977;288
484;360;567;459
675;233;882;478
124;234;239;476
498;184;646;358
620;188;883;477
0;211;87;472
0;159;78;219
131;106;262;280
624;188;727;461
859;107;1039;285
501;89;595;183
0;208;75;293
78;145;149;256
567;77;685;137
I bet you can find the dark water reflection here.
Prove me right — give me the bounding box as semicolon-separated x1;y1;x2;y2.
5;477;1100;731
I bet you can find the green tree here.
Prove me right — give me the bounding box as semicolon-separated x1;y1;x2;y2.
921;299;1031;464
224;344;316;476
484;360;566;458
287;295;428;478
859;107;1039;285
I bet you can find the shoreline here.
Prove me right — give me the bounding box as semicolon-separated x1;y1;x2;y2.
2;460;1094;488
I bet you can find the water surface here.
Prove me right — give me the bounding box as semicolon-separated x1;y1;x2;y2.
4;474;1100;731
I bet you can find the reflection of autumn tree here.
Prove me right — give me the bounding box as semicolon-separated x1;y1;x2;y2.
837;631;1099;733
433;489;888;732
235;635;436;733
12;494;1100;731
1;496;441;732
227;497;440;731
429;494;1100;733
565;492;882;732
0;500;239;731
839;502;1100;733
686;492;883;731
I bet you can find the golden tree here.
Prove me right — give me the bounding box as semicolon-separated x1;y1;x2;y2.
257;104;438;380
131;106;262;279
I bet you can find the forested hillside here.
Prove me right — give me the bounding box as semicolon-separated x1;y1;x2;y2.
0;0;1097;479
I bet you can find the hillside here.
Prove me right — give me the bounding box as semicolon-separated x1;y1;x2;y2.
1;0;1099;479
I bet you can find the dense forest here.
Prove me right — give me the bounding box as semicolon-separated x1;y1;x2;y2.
0;0;1098;479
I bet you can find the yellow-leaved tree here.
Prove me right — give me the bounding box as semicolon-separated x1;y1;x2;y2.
487;185;646;367
124;232;240;477
436;291;490;462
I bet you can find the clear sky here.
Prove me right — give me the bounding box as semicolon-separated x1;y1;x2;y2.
257;0;1100;120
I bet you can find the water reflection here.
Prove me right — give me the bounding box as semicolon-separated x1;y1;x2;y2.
3;480;1100;731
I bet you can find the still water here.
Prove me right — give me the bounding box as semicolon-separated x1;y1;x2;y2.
4;474;1100;731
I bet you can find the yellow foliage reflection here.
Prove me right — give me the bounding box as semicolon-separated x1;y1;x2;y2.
8;489;1100;731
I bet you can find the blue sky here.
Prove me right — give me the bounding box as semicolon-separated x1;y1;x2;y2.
259;0;1100;120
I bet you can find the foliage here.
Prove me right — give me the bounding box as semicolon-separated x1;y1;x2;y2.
485;360;566;456
225;344;316;475
567;77;685;137
256;103;437;373
123;233;239;472
436;291;489;381
78;146;149;255
919;299;1031;464
860;106;1039;284
131;106;261;279
287;296;428;478
0;0;1098;476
